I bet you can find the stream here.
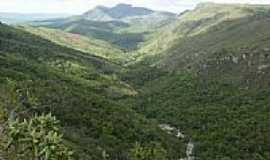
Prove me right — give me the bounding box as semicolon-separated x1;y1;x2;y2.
159;124;195;160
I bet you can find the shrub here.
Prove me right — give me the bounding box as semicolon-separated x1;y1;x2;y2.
6;113;73;160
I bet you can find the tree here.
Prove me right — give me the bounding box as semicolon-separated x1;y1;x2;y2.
129;142;167;160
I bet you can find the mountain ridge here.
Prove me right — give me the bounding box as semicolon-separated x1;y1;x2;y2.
31;3;177;50
1;3;270;159
0;12;72;24
83;3;153;20
136;2;270;67
121;3;270;160
82;3;176;21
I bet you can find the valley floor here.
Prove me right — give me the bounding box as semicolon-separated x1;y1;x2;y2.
160;124;195;160
1;2;270;159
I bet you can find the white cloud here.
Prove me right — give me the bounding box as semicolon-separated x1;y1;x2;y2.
0;0;270;14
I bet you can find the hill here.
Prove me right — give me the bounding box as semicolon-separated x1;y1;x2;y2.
135;3;270;85
122;3;270;160
31;4;177;50
0;22;185;159
0;12;71;24
1;2;270;160
20;26;127;63
82;4;155;20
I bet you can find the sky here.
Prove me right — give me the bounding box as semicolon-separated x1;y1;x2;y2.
0;0;270;14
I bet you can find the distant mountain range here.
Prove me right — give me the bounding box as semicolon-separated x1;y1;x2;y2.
0;12;72;24
1;2;270;160
30;4;177;50
82;3;176;21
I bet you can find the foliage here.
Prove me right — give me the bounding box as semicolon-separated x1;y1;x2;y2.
31;4;176;51
0;23;184;159
2;2;270;160
7;114;73;160
20;26;128;64
135;2;270;68
129;142;167;160
124;70;270;160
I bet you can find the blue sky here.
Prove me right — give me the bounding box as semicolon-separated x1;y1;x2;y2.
1;0;270;14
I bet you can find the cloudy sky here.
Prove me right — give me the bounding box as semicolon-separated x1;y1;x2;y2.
1;0;270;14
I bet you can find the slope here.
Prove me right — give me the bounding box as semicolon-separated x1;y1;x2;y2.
2;2;270;160
20;25;127;63
0;23;185;160
136;3;270;86
122;3;270;160
31;3;177;50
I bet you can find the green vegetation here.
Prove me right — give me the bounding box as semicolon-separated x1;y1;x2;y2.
20;26;127;63
123;70;270;159
38;19;147;50
31;4;176;50
136;3;270;63
0;22;184;159
129;142;167;160
1;2;270;160
6;114;73;160
121;3;270;160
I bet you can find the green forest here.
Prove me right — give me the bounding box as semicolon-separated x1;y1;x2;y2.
0;2;270;160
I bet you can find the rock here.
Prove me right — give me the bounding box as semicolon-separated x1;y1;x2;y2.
263;48;270;52
242;54;247;60
186;142;194;157
176;129;185;138
232;56;239;64
159;124;175;132
159;124;195;160
258;64;270;70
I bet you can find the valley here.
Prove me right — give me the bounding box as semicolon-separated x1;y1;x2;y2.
0;2;270;160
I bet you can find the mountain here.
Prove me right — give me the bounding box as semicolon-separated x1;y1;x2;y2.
82;3;175;21
31;4;177;50
0;12;71;24
20;25;127;63
82;4;154;20
137;3;270;84
1;2;270;160
138;2;259;56
122;3;270;160
0;22;184;159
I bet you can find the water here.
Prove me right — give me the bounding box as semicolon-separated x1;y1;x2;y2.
159;124;195;160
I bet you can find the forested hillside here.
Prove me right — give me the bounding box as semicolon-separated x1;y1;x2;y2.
32;4;176;50
123;3;270;160
20;26;127;63
1;2;270;160
0;23;184;160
